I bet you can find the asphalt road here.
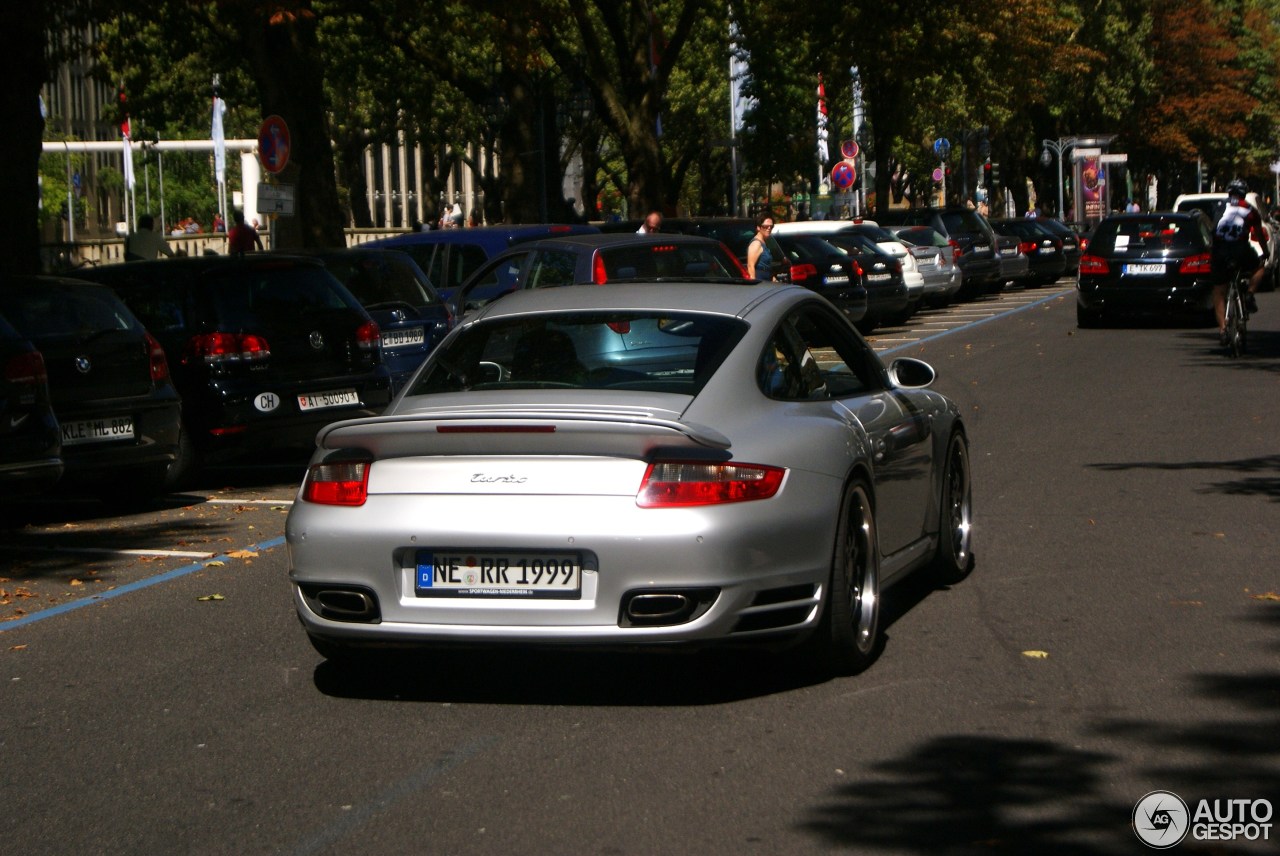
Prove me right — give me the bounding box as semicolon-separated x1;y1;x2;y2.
2;284;1278;855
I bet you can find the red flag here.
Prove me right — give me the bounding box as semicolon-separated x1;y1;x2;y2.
817;73;829;164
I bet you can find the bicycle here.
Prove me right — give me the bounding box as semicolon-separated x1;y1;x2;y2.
1223;265;1250;357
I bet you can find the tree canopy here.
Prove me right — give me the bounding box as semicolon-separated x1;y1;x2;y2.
9;0;1280;273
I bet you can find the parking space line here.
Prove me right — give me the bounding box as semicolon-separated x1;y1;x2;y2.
0;545;215;558
0;536;287;631
206;498;294;506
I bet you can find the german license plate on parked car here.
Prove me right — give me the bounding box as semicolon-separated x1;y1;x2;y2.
61;416;134;445
382;327;425;348
1123;263;1165;275
415;551;582;599
297;389;360;411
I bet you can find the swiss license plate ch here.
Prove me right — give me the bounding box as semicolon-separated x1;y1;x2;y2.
416;550;582;599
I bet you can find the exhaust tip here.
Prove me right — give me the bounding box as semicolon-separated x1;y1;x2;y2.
299;584;381;623
620;588;718;627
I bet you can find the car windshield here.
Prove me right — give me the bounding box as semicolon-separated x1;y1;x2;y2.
1177;199;1228;224
1089;217;1209;254
324;254;440;308
853;225;897;242
407;311;748;395
897;227;947;248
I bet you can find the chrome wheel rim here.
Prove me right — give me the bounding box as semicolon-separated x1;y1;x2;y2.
944;440;973;568
845;487;878;653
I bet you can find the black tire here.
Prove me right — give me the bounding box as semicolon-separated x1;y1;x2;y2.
165;422;202;489
813;480;882;676
932;431;975;585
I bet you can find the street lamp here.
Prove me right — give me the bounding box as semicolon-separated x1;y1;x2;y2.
1041;138;1072;218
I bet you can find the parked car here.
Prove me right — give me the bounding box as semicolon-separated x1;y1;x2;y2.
1173;191;1277;291
300;247;453;393
72;256;393;485
0;309;63;498
603;217;793;283
363;224;600;304
814;231;912;331
286;281;973;675
887;225;964;306
0;277;181;499
451;233;752;316
1075;212;1216;327
769;233;868;323
990;218;1068;286
774;220;924;315
1036;218;1083;276
873;207;1002;298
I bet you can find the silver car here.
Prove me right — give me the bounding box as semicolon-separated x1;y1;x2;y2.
286;282;974;675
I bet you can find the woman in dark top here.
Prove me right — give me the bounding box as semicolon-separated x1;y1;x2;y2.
747;213;776;281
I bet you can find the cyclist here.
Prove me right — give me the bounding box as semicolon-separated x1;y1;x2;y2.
1212;179;1266;343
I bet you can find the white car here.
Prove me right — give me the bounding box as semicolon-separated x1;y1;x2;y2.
1173;192;1277;288
774;220;927;310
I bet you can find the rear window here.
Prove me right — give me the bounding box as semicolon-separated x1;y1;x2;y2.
408;311;748;395
1089;217;1210;254
940;210;990;235
205;266;362;328
1176;199;1227;223
324;254;441;308
598;243;741;280
0;286;140;341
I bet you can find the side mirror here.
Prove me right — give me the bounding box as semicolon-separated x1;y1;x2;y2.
888;357;936;389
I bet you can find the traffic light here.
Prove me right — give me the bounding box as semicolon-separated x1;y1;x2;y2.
983;159;992;187
991;162;1001;186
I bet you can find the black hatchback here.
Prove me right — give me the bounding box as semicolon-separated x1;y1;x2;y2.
770;233;868;324
0;277;181;499
73;256;393;483
0;308;62;498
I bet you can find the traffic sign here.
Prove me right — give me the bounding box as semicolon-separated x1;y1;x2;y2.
258;115;291;174
932;167;944;183
933;138;951;161
841;140;859;160
257;182;295;215
831;160;857;190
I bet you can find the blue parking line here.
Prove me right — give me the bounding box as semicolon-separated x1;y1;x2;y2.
0;535;287;631
881;287;1072;355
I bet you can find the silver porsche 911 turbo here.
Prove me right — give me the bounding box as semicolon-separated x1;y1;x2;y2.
286;281;973;675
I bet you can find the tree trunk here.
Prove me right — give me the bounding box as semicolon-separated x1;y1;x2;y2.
1;8;51;275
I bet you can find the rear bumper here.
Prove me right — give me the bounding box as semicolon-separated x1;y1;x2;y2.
1076;279;1215;316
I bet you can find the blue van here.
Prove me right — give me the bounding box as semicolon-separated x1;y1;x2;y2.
364;224;600;304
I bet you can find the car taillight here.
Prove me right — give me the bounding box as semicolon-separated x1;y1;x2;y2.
145;331;169;383
1078;254;1109;275
1019;240;1037;255
637;461;785;507
949;238;964;257
4;350;47;386
790;263;817;283
1179;252;1213;274
848;259;864;276
184;332;271;366
607;320;631;334
356;320;381;351
302;459;371;506
593;253;608;284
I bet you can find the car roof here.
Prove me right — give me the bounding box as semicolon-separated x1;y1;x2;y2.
466;281;807;322
366;223;600;251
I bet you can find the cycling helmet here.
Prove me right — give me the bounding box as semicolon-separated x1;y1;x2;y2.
1227;179;1248;199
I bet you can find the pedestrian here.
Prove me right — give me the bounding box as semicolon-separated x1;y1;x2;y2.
746;212;776;281
124;213;175;260
227;210;264;255
636;210;662;234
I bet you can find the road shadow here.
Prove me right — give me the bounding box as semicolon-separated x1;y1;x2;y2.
795;604;1280;854
1087;454;1280;503
1178;327;1280;369
311;567;965;706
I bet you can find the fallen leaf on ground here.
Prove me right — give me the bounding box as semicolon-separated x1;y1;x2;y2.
1249;591;1280;602
196;593;225;602
9;645;27;651
1022;650;1050;659
69;579;83;586
204;561;226;568
227;550;257;559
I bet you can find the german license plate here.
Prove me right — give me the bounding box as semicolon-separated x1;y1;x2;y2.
1124;263;1165;275
867;273;890;282
382;326;425;348
297;389;360;411
61;416;134;445
825;276;850;285
416;550;582;599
